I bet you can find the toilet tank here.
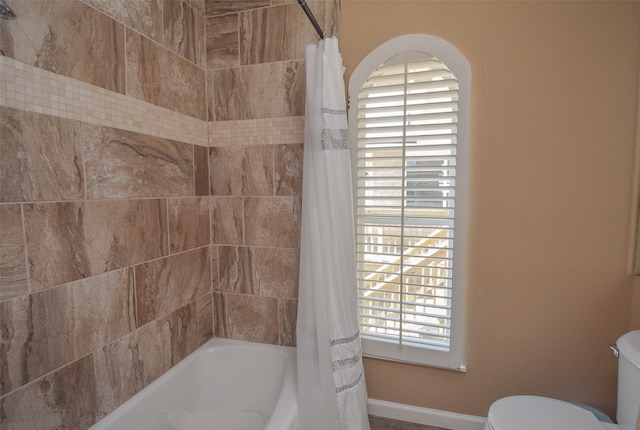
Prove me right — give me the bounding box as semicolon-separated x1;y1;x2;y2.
616;330;640;430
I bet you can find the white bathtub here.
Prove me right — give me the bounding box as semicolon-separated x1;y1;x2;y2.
91;338;297;430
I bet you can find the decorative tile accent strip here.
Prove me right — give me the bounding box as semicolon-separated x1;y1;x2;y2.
0;56;304;149
0;56;208;147
208;116;304;147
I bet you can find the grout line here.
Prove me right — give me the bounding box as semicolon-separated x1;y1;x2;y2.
20;203;31;296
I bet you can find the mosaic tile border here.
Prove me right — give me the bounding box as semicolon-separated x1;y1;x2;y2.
0;56;207;146
0;56;305;149
209;116;304;147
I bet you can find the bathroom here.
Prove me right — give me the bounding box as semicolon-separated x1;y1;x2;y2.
0;0;639;429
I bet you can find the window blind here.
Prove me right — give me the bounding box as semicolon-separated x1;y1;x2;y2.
356;53;459;351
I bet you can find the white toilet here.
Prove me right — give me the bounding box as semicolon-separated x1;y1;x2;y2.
484;330;640;430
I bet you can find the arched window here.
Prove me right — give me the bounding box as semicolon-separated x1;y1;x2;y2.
348;34;470;370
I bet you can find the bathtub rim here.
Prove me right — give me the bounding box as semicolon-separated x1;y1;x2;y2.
90;337;297;430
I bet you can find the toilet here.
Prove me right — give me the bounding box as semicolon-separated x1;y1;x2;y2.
484;330;640;430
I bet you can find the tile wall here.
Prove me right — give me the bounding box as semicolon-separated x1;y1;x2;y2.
204;0;339;343
0;0;339;428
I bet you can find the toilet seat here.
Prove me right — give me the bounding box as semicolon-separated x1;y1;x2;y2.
484;395;607;430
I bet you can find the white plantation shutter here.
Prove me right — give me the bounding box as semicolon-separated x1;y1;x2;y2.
349;35;470;369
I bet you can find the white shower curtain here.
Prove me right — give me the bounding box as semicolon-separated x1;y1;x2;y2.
296;37;370;430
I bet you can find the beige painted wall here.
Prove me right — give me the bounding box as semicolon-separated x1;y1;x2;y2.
632;278;640;329
341;0;640;418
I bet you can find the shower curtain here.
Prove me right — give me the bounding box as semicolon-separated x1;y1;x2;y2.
296;37;370;430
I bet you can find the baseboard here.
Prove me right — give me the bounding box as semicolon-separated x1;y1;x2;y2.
367;398;486;430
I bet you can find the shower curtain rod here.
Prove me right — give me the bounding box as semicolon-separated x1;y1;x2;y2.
297;0;324;39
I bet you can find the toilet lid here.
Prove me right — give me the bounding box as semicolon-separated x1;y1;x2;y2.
486;396;605;430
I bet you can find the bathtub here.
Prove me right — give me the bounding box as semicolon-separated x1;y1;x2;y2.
91;338;297;430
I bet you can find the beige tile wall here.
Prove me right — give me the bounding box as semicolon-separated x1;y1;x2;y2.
0;103;212;427
0;1;211;427
0;0;339;428
205;0;338;346
0;56;208;146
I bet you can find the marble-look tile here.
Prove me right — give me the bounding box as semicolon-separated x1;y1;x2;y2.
82;0;163;44
168;197;210;253
126;29;206;120
321;0;341;38
275;143;303;196
210;197;244;245
211;245;220;291
219;246;299;298
0;269;134;396
194;145;210;196
212;61;305;120
0;0;125;94
0;354;98;430
209;145;274;195
84;125;195;199
188;0;205;15
205;0;270;16
315;0;341;39
240;3;315;65
0;53;208;147
0;107;85;203
279;298;297;347
244;197;301;248
213;292;279;344
171;302;199;362
164;0;206;67
24;199;168;291
197;293;214;344
206;13;239;70
135;247;211;326
207;70;217;121
240;1;340;65
0;205;28;299
93;316;174;418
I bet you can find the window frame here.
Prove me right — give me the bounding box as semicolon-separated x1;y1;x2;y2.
348;34;471;371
